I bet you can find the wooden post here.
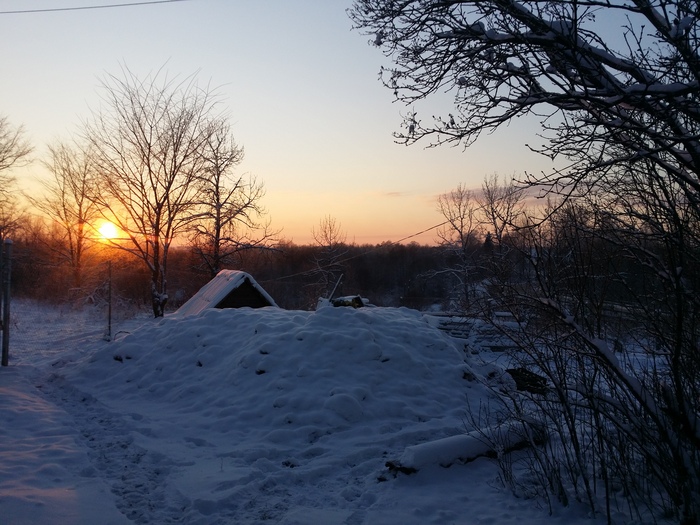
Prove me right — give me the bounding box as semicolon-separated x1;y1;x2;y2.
0;239;3;330
106;259;112;341
2;239;12;366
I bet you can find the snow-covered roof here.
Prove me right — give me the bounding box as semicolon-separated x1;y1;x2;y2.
173;270;278;317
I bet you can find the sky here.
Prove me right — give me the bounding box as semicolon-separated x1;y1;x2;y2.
0;0;554;245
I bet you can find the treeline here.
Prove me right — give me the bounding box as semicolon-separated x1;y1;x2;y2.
9;198;677;319
8;223;458;312
240;241;450;311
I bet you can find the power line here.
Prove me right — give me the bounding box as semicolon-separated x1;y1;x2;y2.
0;0;192;15
261;220;448;284
392;220;448;245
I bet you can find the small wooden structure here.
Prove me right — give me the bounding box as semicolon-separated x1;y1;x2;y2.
173;270;277;317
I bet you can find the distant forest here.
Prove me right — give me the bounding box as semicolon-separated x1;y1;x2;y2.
9;233;466;312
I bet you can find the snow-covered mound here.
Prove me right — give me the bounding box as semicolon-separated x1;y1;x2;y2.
6;301;606;524
59;306;493;523
76;306;475;428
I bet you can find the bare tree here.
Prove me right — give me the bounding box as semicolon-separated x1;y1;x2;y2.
0;197;23;245
473;174;529;308
0;116;32;241
351;1;700;521
189;121;277;278
27;141;99;290
436;183;484;310
478;174;525;249
85;65;223;317
0;115;32;180
311;215;348;299
349;1;700;194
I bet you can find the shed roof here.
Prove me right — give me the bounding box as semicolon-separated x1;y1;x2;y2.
173;270;278;317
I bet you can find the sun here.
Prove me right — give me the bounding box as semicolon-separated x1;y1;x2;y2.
98;221;119;240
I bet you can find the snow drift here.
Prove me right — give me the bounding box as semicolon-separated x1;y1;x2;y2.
59;306;493;522
4;301;610;524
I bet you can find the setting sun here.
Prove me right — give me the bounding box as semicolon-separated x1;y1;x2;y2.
98;221;119;240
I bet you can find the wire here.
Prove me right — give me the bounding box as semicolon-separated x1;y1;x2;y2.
392;220;448;245
260;220;449;284
0;0;192;15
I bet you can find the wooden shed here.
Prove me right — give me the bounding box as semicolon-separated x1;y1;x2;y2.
173;270;278;317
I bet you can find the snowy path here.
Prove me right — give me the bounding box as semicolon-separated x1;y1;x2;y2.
1;300;157;524
0;366;129;525
37;373;189;524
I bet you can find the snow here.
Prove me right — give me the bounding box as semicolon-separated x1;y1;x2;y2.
0;368;130;525
398;415;547;471
671;16;695;38
0;299;609;524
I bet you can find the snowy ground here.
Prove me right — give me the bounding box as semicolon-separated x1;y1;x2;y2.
0;299;611;524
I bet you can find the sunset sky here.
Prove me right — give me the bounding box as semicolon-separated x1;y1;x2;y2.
1;0;554;245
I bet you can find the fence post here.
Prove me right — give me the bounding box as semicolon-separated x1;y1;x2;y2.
106;259;112;341
0;238;3;329
2;239;12;367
